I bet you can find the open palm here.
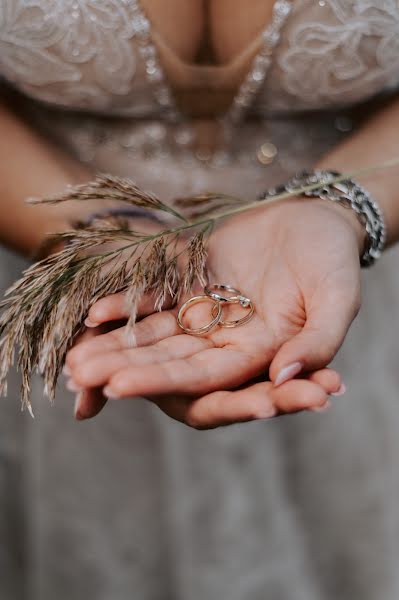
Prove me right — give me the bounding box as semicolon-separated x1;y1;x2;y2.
66;199;361;427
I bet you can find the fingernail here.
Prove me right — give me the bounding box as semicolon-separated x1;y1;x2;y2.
331;383;347;397
312;399;332;413
85;318;99;328
74;392;84;420
63;364;71;377
274;361;303;387
103;386;118;400
66;379;83;393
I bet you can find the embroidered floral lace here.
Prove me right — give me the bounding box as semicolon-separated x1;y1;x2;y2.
1;0;398;115
0;0;398;185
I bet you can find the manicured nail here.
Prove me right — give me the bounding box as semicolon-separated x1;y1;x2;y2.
74;392;84;420
85;317;99;328
66;379;83;393
274;361;303;387
331;383;347;397
63;364;71;377
103;386;118;400
312;399;332;413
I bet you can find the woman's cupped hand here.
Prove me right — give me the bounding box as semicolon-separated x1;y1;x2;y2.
65;197;363;428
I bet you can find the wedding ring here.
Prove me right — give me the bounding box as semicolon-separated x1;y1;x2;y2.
177;295;222;336
178;285;255;336
205;283;251;308
211;298;255;328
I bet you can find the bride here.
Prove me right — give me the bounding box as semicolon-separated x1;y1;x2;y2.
1;1;399;598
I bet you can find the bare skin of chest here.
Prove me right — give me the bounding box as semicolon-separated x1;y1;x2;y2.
141;0;275;63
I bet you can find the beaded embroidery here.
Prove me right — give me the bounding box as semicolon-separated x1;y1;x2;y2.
1;0;399;167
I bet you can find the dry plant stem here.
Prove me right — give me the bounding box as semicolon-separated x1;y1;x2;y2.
28;175;188;224
1;158;399;415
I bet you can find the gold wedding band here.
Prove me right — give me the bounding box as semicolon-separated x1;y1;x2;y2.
177;295;222;336
177;284;255;336
211;298;255;328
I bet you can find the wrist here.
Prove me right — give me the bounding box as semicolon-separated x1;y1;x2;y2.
34;207;166;260
228;196;366;264
260;170;385;267
310;197;367;257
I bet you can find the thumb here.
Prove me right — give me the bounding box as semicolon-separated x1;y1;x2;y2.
269;287;360;386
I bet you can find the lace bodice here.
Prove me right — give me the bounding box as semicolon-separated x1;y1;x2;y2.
1;0;399;198
1;0;399;117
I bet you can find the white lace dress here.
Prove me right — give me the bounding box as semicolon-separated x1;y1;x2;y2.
1;1;399;599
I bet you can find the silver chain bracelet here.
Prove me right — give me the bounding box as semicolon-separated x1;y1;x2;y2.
259;170;386;267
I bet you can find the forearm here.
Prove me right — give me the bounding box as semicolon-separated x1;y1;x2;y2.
317;96;399;248
0;100;99;256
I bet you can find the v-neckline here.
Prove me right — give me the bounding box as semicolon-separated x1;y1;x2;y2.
132;0;294;122
152;28;266;87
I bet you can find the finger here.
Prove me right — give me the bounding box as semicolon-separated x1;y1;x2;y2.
63;326;100;376
65;331;108;420
74;388;107;421
85;292;172;327
157;378;330;430
306;368;345;396
104;348;263;399
270;283;360;386
66;310;181;370
85;294;128;327
70;335;212;389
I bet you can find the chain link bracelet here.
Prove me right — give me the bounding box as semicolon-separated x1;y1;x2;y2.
259;170;386;267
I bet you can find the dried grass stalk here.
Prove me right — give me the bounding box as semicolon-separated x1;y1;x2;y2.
181;231;208;296
0;177;216;413
0;165;374;413
28;174;186;222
